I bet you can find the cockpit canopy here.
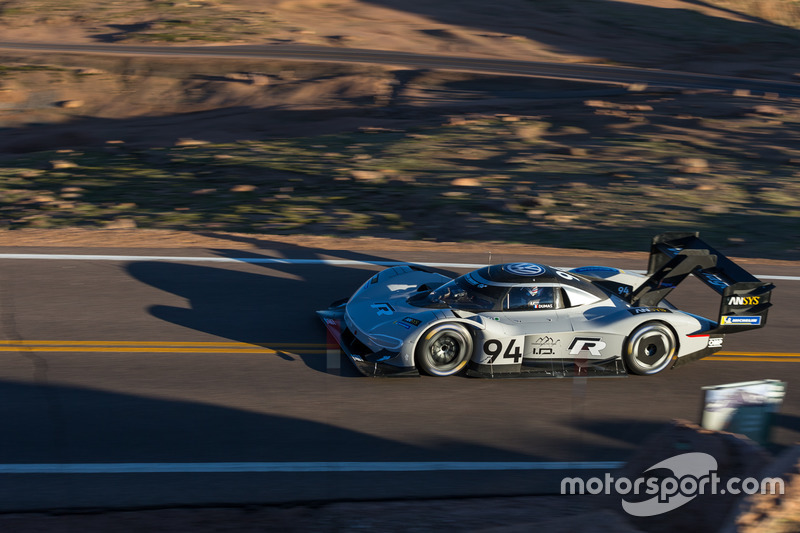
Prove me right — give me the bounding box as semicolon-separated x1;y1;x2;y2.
408;263;607;312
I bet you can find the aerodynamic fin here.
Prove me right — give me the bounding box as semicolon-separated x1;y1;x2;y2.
633;232;774;333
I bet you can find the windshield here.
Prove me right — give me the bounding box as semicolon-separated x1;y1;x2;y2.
408;274;506;311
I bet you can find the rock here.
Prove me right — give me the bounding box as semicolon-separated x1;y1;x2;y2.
50;160;77;169
701;204;729;214
58;100;84;109
350;170;384;182
675;157;709;173
753;105;784;116
225;73;270;85
451;177;482;187
584;100;611;108
526;209;546;217
546;214;576;224
104;218;138;229
31;195;56;203
175;138;209;146
514;124;547;141
720;444;800;533
231;184;257;193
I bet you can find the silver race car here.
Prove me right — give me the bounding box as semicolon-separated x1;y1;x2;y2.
318;233;773;378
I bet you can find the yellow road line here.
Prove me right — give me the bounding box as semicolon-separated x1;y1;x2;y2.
716;351;800;357
0;342;797;360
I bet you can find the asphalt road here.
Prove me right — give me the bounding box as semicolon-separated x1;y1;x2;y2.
0;244;797;511
3;41;800;96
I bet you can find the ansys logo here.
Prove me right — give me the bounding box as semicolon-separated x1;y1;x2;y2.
727;295;761;306
561;452;784;517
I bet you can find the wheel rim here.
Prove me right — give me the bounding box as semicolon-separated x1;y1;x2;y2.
417;324;473;376
430;334;459;365
627;323;676;375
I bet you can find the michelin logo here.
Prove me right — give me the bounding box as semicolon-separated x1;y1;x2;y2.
721;316;762;326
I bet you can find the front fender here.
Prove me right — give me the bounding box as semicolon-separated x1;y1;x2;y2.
399;310;488;368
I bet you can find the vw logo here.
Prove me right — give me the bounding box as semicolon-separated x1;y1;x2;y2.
504;263;545;277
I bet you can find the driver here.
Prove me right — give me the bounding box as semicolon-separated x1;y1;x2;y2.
526;286;542;307
524;286;554;309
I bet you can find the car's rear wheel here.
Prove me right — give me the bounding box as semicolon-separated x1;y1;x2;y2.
624;322;677;375
416;323;473;377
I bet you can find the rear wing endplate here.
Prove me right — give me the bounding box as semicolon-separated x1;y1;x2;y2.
630;232;774;333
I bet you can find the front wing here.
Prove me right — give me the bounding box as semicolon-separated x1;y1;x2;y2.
317;307;419;377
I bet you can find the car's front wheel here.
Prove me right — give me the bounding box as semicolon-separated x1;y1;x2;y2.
416;323;473;376
624;322;677;375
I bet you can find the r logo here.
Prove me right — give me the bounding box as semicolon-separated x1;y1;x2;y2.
568;337;607;356
370;303;395;316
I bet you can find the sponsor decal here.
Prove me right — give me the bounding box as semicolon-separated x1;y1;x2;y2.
396;322;411;330
530;336;560;356
556;270;578;281
727;296;761;306
697;271;729;289
630;307;672;315
370;303;395;316
504;263;545;277
401;317;421;327
568;337;607;357
483;338;523;364
721;316;762;326
325;318;337;326
708;337;724;348
572;266;621;274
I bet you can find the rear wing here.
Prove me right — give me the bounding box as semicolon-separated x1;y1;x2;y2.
630;232;774;333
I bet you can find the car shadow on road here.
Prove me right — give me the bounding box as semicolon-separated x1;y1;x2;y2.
125;238;463;378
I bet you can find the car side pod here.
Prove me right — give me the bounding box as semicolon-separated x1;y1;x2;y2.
317;305;420;377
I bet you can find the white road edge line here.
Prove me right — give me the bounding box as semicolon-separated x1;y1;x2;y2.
0;254;796;281
0;461;625;474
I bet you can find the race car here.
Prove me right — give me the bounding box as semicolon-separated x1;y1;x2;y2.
318;232;774;378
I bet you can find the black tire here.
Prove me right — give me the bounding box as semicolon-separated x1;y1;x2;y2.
416;323;473;377
624;322;677;376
